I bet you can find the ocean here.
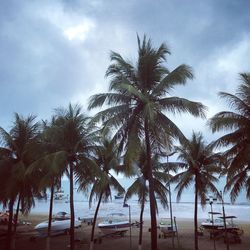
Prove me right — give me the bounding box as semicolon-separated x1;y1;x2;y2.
30;177;250;222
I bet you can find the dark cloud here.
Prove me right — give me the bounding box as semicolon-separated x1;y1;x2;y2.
0;0;249;140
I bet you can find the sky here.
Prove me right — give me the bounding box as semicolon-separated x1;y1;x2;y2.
1;0;250;142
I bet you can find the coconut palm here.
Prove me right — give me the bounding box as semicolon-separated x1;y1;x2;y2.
26;119;68;250
0;113;43;250
124;147;170;250
88;35;206;249
172;132;222;250
209;73;250;202
51;103;95;250
77;134;124;250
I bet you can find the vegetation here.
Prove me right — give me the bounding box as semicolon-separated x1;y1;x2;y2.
124;146;171;250
88;35;206;249
0;35;249;250
172;132;222;250
209;73;250;202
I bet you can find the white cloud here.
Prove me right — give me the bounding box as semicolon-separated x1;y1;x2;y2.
63;19;96;41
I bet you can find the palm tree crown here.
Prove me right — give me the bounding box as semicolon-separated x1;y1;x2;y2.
89;35;206;161
209;73;250;202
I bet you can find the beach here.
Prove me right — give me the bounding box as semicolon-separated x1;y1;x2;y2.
1;213;250;250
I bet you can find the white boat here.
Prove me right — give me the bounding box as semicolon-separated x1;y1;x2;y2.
35;219;81;236
98;213;130;235
54;189;68;201
201;218;226;230
159;218;177;234
201;212;226;231
53;211;70;220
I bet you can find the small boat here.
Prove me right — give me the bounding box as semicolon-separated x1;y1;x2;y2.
201;218;226;230
35;218;81;236
114;192;124;199
98;213;130;235
201;212;225;231
54;189;68;201
159;218;177;234
53;211;70;220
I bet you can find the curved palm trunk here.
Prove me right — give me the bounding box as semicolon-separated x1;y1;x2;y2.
6;197;14;250
46;182;55;250
194;177;198;250
69;162;75;250
144;120;157;250
12;194;21;250
138;197;145;250
89;192;103;250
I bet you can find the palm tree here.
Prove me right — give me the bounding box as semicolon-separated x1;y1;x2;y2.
172;132;222;250
77;134;124;250
124;147;170;250
26;119;68;250
88;35;206;249
208;73;250;203
0;113;42;250
51;103;95;250
0;154;16;250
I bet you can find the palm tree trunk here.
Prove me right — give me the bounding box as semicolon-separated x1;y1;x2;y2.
46;181;55;250
144;119;157;250
69;162;75;250
12;193;21;250
89;192;103;250
13;194;20;233
194;177;198;250
6;197;14;250
138;198;145;250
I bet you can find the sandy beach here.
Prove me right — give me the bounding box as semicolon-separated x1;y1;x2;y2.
1;213;250;250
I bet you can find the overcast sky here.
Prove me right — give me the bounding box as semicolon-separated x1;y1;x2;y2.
1;0;250;141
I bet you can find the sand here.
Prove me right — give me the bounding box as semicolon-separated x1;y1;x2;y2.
0;213;250;250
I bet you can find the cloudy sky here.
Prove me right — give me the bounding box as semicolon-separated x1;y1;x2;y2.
1;0;250;141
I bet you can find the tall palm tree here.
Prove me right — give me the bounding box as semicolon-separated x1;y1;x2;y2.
172;132;222;250
124;147;170;250
51;103;95;250
26;119;68;250
0;113;42;250
77;134;124;250
209;73;250;203
88;35;206;249
0;113;40;249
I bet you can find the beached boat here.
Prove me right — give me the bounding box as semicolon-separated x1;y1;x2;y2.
34;218;81;236
52;211;70;220
114;192;124;199
98;213;130;235
201;218;225;230
159;218;177;234
201;212;225;230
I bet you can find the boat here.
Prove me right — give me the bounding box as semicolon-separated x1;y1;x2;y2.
54;189;68;201
114;192;124;199
159;218;177;234
98;213;130;235
35;219;81;236
52;211;70;220
201;212;225;231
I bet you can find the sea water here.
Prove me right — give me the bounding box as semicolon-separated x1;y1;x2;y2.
30;177;250;222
